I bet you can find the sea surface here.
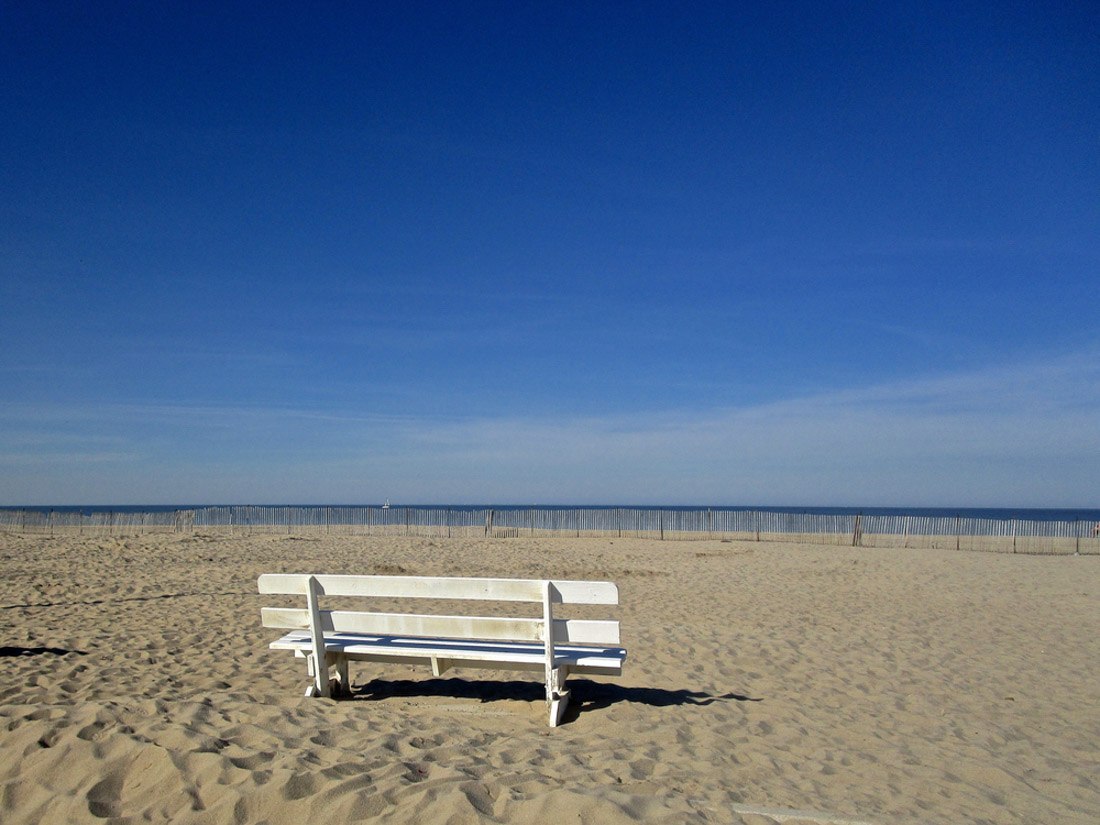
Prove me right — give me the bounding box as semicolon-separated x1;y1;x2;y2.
5;504;1100;522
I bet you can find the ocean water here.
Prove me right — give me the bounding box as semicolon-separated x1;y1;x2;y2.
5;503;1100;523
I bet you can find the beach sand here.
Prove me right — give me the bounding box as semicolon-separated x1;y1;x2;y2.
1;531;1097;824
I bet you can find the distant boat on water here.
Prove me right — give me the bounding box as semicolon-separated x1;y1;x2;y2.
382;499;390;509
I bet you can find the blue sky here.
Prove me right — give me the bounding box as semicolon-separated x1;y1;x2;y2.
1;1;1097;506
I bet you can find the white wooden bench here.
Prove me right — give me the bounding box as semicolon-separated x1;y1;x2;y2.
258;574;626;727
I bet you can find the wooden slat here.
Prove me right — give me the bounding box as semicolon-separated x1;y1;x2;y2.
257;574;617;605
543;580;556;706
261;607;541;642
260;608;619;645
305;576;329;697
268;630;627;670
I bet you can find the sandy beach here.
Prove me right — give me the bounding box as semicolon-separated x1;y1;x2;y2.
1;531;1097;824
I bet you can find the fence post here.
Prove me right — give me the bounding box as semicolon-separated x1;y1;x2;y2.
1012;518;1017;554
956;516;961;552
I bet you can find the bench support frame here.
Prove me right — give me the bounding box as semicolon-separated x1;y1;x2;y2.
260;573;624;727
543;580;571;726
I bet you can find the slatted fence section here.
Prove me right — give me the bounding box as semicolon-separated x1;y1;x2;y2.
860;515;961;550
1;507;1097;553
616;508;659;539
184;506;497;538
0;509;191;536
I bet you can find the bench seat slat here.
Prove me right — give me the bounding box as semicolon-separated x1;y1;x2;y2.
261;608;620;645
269;630;626;672
258;574;618;605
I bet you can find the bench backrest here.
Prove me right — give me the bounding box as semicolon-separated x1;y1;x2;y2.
258;574;620;646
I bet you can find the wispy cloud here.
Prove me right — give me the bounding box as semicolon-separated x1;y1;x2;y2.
0;451;139;465
356;349;1100;504
1;350;1097;506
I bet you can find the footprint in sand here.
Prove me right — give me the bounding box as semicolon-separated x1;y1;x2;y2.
279;771;316;801
228;751;275;770
86;774;123;818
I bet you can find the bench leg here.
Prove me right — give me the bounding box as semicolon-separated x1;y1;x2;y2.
307;652;333;698
549;690;571;727
308;653;349;698
333;654;350;696
546;666;571;727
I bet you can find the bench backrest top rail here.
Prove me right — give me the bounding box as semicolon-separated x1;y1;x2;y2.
258;574;618;605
